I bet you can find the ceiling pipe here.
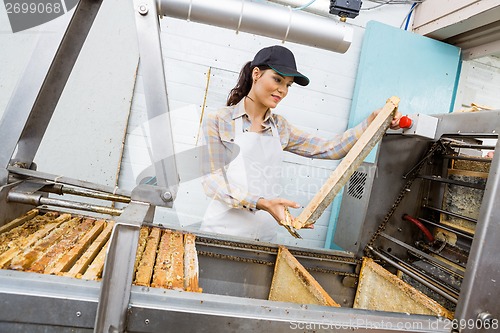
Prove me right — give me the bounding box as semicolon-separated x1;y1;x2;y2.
158;0;353;53
269;0;332;17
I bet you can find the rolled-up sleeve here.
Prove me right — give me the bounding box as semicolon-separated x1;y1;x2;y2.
277;115;369;159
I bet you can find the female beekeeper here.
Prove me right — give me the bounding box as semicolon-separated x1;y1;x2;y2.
200;45;401;242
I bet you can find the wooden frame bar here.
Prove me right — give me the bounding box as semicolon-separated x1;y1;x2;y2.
295;96;400;227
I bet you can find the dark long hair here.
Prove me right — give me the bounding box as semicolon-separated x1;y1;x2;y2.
226;62;269;106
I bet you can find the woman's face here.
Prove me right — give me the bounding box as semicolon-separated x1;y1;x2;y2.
252;68;294;109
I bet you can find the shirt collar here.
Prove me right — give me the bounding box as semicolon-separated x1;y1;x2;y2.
231;97;275;129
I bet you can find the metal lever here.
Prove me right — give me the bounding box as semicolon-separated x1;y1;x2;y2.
133;0;180;207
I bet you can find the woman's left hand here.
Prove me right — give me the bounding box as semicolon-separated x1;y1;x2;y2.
389;109;402;130
369;108;403;130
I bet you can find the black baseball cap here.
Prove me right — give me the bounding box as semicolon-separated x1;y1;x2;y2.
250;45;310;86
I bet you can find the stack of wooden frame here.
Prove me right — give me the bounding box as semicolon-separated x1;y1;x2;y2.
0;209;201;293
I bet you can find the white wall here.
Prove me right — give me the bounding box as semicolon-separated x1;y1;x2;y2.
0;8;38;115
454;56;500;111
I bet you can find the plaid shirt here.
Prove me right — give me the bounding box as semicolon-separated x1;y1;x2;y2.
201;99;369;212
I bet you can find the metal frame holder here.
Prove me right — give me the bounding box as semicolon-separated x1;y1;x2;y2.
0;0;104;185
0;0;177;209
132;0;179;204
0;2;181;331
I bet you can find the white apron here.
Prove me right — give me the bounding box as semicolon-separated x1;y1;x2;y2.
200;115;283;242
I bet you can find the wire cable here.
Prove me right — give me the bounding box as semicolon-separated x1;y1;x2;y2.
291;0;317;11
362;0;423;11
400;2;418;29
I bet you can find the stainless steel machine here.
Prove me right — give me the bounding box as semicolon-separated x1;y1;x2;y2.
336;112;500;329
1;0;499;332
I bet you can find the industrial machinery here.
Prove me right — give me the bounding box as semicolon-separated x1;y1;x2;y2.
336;112;500;329
1;1;499;332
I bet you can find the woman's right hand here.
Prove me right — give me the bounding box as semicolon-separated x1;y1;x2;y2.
256;197;299;224
256;197;313;229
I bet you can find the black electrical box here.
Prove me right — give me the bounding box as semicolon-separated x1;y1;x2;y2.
329;0;362;19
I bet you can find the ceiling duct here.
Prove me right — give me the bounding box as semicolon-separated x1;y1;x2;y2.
158;0;353;53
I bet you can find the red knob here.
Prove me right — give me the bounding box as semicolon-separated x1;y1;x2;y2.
399;115;413;129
